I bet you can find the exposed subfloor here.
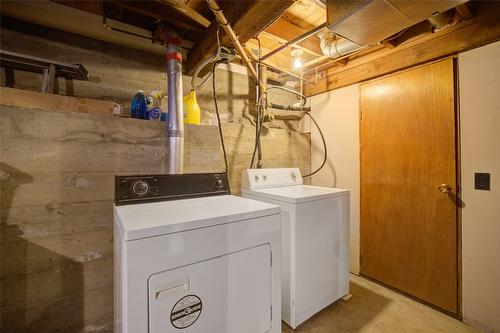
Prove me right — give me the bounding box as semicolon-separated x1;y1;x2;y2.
282;274;478;333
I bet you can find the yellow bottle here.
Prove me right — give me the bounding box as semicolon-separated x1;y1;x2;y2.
183;90;201;125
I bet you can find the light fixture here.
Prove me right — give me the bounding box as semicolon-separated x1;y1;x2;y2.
291;48;303;70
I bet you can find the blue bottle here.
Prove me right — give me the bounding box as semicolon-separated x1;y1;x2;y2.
130;90;147;119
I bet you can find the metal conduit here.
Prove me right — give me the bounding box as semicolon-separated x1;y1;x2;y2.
318;31;362;59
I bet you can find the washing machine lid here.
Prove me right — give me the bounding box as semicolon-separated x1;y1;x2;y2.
114;195;279;241
242;185;349;204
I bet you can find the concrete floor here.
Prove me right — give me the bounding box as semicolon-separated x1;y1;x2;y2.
282;274;478;333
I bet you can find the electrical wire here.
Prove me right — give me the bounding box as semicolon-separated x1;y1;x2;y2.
191;55;216;90
267;86;307;106
212;60;231;193
302;111;327;178
191;27;224;91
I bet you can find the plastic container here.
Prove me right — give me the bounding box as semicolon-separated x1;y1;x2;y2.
183;90;201;125
130;90;148;119
147;107;161;120
160;111;168;122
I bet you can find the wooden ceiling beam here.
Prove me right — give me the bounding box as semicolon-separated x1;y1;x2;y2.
112;1;207;31
186;0;296;75
264;18;324;57
52;0;208;33
51;0;102;16
259;31;326;60
456;3;473;20
156;0;210;28
245;40;295;71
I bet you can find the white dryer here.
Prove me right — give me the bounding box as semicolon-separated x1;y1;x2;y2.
114;173;281;333
241;168;349;329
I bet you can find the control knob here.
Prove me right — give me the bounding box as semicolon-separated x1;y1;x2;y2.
215;178;224;189
132;180;149;197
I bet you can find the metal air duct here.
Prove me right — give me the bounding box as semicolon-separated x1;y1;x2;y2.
318;31;362;59
325;0;467;46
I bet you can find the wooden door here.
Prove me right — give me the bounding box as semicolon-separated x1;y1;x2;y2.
360;59;458;314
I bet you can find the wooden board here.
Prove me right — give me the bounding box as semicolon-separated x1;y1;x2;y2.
281;0;326;30
264;18;324;56
0;87;117;115
360;59;458;314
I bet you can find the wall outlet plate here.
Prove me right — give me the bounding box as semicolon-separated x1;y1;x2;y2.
474;173;491;191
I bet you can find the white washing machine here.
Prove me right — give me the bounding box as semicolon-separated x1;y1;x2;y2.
114;173;281;333
241;168;349;329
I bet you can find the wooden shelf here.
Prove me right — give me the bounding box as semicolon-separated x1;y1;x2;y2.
0;87;117;115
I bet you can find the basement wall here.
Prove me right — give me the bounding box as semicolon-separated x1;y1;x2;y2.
459;40;500;333
0;19;310;332
308;85;361;275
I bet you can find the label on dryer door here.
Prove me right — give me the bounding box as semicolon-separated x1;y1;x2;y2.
170;295;203;329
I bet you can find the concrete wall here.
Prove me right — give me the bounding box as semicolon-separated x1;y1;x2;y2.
0;106;309;333
0;18;310;333
459;41;500;333
309;85;361;274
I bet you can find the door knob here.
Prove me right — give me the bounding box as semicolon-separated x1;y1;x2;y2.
438;184;452;193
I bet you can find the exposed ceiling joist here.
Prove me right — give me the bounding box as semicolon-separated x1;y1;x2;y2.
456;3;473;20
263;18;325;57
245;40;295;71
112;1;208;31
52;0;101;15
186;0;296;75
243;43;318;85
155;0;211;28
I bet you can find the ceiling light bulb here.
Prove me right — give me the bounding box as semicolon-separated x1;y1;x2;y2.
291;48;304;71
293;57;302;69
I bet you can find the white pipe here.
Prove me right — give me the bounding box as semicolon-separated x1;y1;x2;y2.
166;31;184;174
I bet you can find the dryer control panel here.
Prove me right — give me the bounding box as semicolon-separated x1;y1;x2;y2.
115;173;229;205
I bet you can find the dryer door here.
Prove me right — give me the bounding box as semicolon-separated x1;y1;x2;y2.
149;243;272;333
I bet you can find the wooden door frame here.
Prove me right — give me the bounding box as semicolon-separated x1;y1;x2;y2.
358;56;463;318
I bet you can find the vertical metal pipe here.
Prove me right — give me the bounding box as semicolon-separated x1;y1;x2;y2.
166;31;184;174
